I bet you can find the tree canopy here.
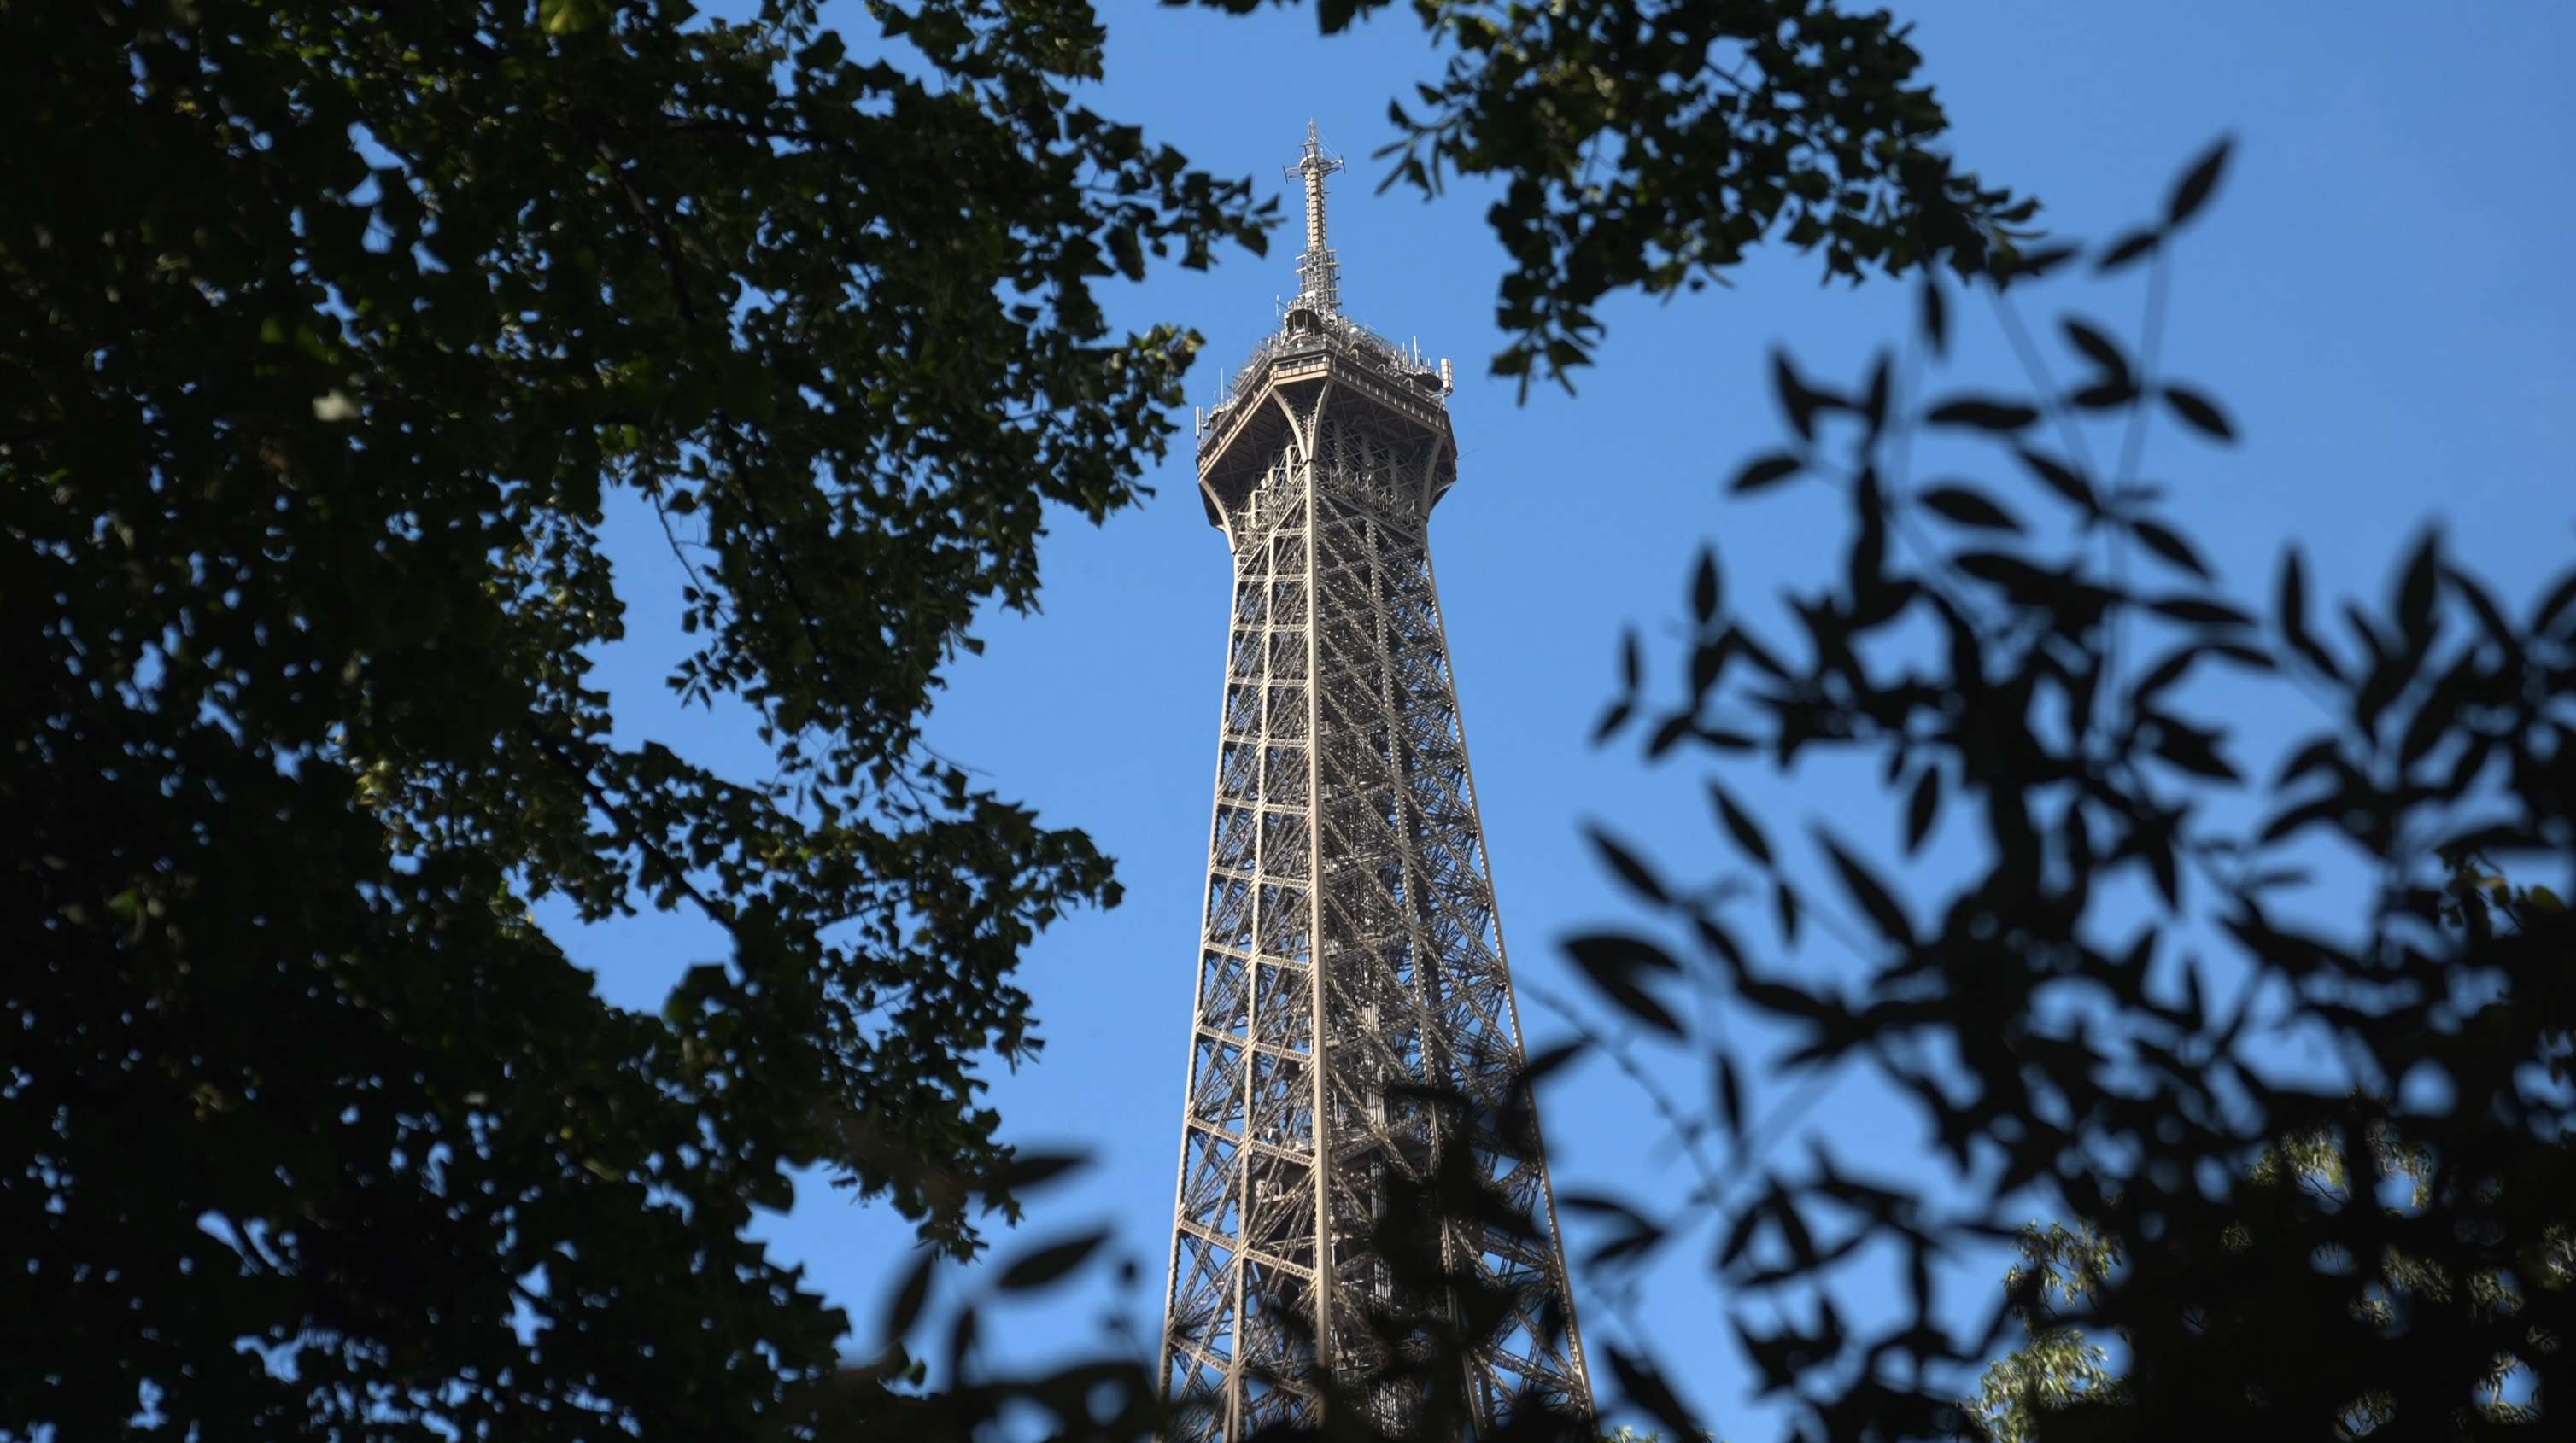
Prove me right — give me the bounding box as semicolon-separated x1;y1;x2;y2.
3;1;2023;1437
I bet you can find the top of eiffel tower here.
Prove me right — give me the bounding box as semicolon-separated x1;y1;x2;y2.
1192;126;1457;523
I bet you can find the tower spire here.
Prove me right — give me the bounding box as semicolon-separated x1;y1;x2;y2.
1285;120;1348;316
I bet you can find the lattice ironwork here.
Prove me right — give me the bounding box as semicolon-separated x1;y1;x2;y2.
1157;130;1593;1443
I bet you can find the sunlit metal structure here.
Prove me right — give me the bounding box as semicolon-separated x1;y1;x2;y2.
1156;124;1594;1440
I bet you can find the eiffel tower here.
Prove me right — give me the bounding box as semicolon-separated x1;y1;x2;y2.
1155;124;1595;1441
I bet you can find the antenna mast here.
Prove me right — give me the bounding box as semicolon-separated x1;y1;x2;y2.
1285;120;1348;316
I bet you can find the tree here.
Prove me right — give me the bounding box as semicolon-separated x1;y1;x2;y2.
1967;865;2565;1440
1560;141;2576;1440
3;1;2025;1437
4;0;1258;1434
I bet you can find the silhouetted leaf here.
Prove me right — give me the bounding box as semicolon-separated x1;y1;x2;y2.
1693;914;1748;978
1693;547;1723;623
1691;636;1730;698
1591;698;1633;744
2016;448;2098;513
1732;452;1805;494
2150;596;2255;628
1587;824;1671;906
2073;378;2142;409
2096;225;2162;272
1621;627;1641;690
2274;735;2342;788
2165;134;2234;227
2445;564;2518;652
1772;348;1820;441
2001;242;2080;283
1774;879;1802;945
1566;933;1685;1037
2397;528;2441;642
2162;383;2237;441
1648;712;1695;758
1607;1347;1701;1440
1920;275;1948;357
1928;397;2040;431
1715;1053;1747;1141
1710;782;1775;866
1560;1191;1651;1223
882;1247;938;1341
2148;716;2239;781
996;1150;1088;1195
998;1230;1109;1291
1515;1040;1588;1091
1904;767;1941;854
1862;352;1893;435
2061;316;2131;382
2278;549;2342;681
2130;518;2212;580
1920;484;2024;533
2533;566;2576;638
1816;828;1912;944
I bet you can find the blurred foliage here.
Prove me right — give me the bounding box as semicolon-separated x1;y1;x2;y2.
4;0;2032;1436
3;0;1267;1434
1970;1078;2560;1441
1566;139;2576;1439
1181;0;2037;390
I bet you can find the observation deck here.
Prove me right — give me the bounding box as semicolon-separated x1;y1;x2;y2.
1191;123;1458;533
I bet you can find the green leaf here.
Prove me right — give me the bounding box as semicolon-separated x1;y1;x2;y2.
540;0;603;36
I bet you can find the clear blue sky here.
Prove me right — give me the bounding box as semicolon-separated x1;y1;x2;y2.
557;1;2576;1433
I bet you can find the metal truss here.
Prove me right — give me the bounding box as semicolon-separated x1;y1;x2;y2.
1156;131;1593;1443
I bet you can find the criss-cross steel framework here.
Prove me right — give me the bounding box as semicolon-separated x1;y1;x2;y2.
1156;125;1593;1441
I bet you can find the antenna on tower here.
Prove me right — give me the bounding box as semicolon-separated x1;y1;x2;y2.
1285;121;1348;317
